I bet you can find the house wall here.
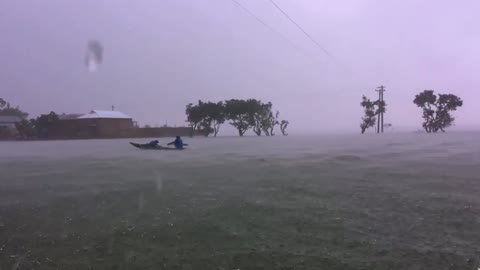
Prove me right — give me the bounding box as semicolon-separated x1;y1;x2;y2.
96;119;134;137
55;118;134;139
0;126;18;140
54;119;207;139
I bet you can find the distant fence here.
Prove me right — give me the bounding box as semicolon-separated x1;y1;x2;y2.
51;118;208;139
0;119;209;140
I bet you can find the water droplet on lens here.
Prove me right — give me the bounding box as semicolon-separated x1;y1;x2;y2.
85;40;103;72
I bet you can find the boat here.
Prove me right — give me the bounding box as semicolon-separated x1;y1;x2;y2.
129;142;184;150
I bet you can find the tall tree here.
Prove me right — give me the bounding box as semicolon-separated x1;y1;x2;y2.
15;119;36;139
280;120;289;136
186;100;226;136
273;110;289;136
186;99;289;137
413;90;463;133
14;112;60;140
224;99;256;136
360;96;377;134
252;101;273;136
33;112;60;139
261;110;279;136
185;102;204;130
201;101;226;137
359;94;387;134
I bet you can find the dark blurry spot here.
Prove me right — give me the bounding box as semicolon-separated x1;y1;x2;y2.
85;40;103;72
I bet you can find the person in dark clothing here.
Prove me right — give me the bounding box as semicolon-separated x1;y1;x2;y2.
147;140;159;147
167;136;187;149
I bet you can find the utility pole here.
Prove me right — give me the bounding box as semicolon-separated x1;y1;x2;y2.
375;85;386;133
111;105;115;111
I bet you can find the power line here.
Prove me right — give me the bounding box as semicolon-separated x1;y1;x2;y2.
267;0;354;74
229;0;320;63
267;0;332;58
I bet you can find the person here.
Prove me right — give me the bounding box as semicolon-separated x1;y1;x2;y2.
168;136;187;149
147;140;159;147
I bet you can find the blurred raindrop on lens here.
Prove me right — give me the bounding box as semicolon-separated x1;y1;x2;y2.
85;40;103;72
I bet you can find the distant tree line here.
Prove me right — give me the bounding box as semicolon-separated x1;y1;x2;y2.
15;112;61;140
360;88;463;134
185;99;289;137
1;98;61;140
1;89;467;141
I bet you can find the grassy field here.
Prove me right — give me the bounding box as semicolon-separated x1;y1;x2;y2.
0;136;479;269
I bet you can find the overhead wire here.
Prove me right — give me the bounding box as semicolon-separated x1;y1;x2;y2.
229;0;323;64
267;0;333;58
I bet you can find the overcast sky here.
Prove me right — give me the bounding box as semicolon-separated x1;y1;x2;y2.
1;0;479;133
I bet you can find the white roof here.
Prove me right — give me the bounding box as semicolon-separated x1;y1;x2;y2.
0;116;22;123
78;110;131;119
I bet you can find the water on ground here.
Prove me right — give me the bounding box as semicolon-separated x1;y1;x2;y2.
0;133;479;269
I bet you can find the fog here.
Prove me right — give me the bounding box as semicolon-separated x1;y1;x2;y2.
1;0;479;133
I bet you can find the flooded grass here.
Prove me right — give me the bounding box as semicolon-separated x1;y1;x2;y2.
0;134;479;269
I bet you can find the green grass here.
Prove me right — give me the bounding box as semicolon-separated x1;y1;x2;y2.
0;158;478;269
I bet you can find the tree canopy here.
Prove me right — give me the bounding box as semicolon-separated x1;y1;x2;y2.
15;112;60;140
186;100;226;136
185;99;288;137
224;99;255;136
360;95;386;134
413;90;463;133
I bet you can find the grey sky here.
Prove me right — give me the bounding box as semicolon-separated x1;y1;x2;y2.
1;0;479;133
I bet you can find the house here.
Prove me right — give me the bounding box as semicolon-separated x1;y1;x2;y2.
54;109;204;139
0;116;22;139
78;110;131;120
0;116;22;127
56;110;134;138
58;113;83;120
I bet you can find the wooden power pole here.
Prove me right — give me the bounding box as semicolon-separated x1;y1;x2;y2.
375;85;386;133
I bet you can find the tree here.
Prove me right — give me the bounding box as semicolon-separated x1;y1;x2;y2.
261;110;279;136
224;99;256;136
256;103;280;136
15;112;60;139
201;101;226;137
33;112;60;139
15;119;36;139
251;100;273;136
280;120;289;136
359;93;387;134
185;100;226;136
271;110;289;136
185;102;204;130
360;96;377;134
186;98;289;137
413;90;463;133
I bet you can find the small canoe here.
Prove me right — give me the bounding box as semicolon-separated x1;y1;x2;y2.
129;142;184;150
